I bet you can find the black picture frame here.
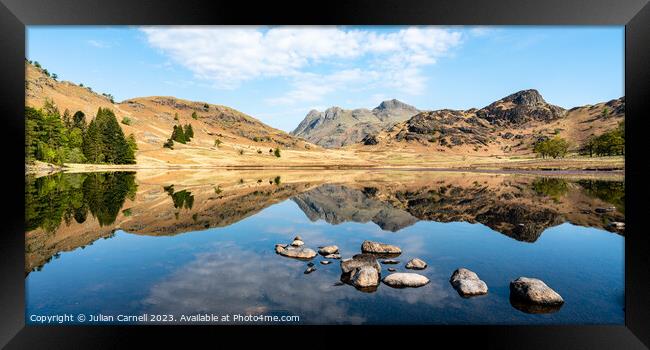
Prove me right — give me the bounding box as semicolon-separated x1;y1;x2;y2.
1;0;648;348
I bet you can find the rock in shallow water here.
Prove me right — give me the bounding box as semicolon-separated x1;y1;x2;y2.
320;260;331;265
405;258;427;270
449;268;488;296
361;240;401;255
509;277;564;306
341;254;381;274
318;245;339;255
382;273;430;288
387;267;397;272
324;253;341;259
381;259;400;264
340;254;381;291
304;267;316;274
352;266;380;288
275;244;317;259
291;239;304;247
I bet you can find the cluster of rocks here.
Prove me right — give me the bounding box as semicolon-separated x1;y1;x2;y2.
342;240;431;291
275;238;564;313
275;236;340;274
274;236;317;260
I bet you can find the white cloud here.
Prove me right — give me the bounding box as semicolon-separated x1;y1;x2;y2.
141;26;464;103
87;39;111;48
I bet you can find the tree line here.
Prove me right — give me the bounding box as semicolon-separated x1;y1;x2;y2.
580;121;625;157
533;121;624;159
26;100;137;165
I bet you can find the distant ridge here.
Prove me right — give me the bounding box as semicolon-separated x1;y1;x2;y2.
291;99;420;148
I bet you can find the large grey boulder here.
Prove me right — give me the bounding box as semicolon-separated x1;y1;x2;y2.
405;258;427;270
509;277;564;306
351;266;380;289
449;268;488;296
382;273;430;288
341;254;381;274
275;243;317;260
340;254;381;291
361;240;401;255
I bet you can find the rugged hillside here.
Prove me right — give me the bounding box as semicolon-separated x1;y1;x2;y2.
357;89;624;156
26;62;366;167
291;99;420;148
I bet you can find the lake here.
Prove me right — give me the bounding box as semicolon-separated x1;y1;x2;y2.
25;169;625;325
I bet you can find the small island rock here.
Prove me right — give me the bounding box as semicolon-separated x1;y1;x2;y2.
510;277;564;305
382;273;430;288
449;268;488;296
351;266;380;288
361;240;401;255
405;258;427;270
340;254;381;290
318;245;339;255
275;243;317;259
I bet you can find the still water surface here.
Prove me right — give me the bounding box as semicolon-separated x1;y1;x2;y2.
25;170;624;324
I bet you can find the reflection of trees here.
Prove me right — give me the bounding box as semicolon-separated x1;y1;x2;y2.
532;178;568;200
577;180;625;214
25;172;138;232
163;185;194;210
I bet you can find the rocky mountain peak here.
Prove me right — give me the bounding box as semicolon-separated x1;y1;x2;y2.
477;89;565;125
501;89;546;106
374;99;418;112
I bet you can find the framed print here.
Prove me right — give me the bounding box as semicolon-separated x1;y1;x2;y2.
1;0;649;348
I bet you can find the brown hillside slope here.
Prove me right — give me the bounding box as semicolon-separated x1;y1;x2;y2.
26;63;372;168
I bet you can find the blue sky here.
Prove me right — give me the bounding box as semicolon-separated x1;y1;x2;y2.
27;26;624;132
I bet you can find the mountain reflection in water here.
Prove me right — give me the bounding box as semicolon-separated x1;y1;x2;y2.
25;170;624;275
24;170;624;325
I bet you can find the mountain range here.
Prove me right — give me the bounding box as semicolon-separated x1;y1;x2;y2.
25;61;624;169
291;99;420;148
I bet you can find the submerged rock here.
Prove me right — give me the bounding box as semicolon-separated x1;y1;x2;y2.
340;254;381;291
510;277;564;306
304;266;316;274
381;259;400;264
275;244;317;259
382;273;430;288
307;262;315;267
405;258;427;270
323;253;341;259
449;268;488;296
387;267;397;272
361;240;402;255
318;245;339;255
